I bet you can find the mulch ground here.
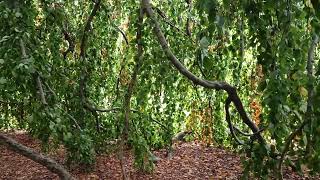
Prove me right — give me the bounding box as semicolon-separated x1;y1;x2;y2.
0;132;313;179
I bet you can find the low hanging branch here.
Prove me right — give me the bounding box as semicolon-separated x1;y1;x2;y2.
119;6;145;180
77;0;126;117
36;75;48;105
20;38;47;106
153;7;189;37
233;125;264;137
78;0;111;116
115;26;129;45
225;97;244;145
123;7;145;140
0;133;74;180
278;34;319;180
142;0;265;144
185;0;192;36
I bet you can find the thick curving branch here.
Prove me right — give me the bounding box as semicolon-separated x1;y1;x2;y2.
75;1;123;123
142;0;265;144
0;133;74;180
233;125;265;137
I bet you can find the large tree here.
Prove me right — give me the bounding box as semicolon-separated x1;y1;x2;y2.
1;0;320;178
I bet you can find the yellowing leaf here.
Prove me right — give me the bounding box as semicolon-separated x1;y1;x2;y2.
291;72;299;80
298;86;308;97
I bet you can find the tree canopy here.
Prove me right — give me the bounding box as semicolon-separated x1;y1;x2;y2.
1;0;320;179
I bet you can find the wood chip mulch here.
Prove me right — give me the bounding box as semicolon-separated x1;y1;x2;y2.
0;132;313;179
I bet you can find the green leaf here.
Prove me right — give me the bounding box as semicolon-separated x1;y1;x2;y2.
0;36;10;43
0;77;7;84
200;36;210;49
15;11;22;18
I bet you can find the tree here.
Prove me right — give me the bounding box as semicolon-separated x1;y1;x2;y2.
0;0;319;178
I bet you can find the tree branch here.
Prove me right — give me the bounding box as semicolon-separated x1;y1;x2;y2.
153;7;191;38
79;0;101;59
233;125;264;137
116;26;129;45
123;6;145;140
225;97;244;145
78;0;105;116
20;38;48;106
0;133;74;180
305;34;319;154
36;75;48;105
142;0;265;144
278;34;319;179
185;0;192;36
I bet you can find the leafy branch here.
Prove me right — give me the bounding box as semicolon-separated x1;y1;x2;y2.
78;0;108;115
119;5;145;180
153;6;192;39
278;34;319;179
142;0;265;145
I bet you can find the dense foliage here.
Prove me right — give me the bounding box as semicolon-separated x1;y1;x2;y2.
1;0;320;178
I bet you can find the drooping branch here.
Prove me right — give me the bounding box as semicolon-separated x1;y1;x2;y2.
19;39;28;61
233;125;265;137
278;120;307;179
142;0;265;144
225;97;244;145
36;75;48;105
75;1;126;123
185;0;192;36
305;34;319;154
119;6;145;180
0;133;74;180
79;0;101;59
20;38;48;106
122;6;145;140
278;34;319;179
116;26;129;45
78;0;108;116
153;7;191;38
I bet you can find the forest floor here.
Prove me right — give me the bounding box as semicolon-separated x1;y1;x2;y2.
0;132;314;180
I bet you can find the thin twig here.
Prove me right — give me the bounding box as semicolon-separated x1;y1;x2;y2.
116;26;129;45
36;75;48;105
153;7;192;39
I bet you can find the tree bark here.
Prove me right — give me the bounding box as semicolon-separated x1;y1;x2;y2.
0;133;74;180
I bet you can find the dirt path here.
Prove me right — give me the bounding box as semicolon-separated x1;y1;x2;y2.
0;133;308;179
